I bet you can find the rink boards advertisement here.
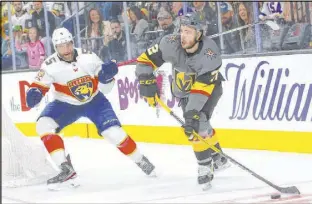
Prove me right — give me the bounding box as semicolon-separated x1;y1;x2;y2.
2;53;312;153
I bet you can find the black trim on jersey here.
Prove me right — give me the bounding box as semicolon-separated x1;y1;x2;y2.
145;45;165;67
57;49;78;63
196;64;224;85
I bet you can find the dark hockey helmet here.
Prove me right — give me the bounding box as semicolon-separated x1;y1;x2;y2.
180;12;203;32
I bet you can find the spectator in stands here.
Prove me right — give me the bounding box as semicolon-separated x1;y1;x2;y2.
13;25;28;68
148;2;160;21
50;3;68;26
16;27;45;69
128;6;149;40
85;8;113;55
157;10;175;35
220;2;242;54
12;2;32;32
96;2;123;21
31;2;55;39
1;23;13;70
1;2;15;39
171;2;193;17
128;6;149;56
31;1;55;55
160;2;171;13
259;2;284;21
192;2;219;46
149;9;176;46
237;2;255;49
171;2;193;33
1;24;28;70
141;8;149;21
100;19;127;62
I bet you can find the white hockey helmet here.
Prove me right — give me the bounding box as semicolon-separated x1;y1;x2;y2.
52;27;73;49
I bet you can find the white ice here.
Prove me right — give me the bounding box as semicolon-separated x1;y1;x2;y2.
2;138;312;203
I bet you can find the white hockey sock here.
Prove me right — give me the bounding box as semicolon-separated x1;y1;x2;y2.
50;150;67;167
128;149;144;163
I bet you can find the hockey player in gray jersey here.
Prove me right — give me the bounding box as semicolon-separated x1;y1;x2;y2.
135;13;230;189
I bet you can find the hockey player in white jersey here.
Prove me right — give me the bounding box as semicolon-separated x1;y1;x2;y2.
26;27;156;189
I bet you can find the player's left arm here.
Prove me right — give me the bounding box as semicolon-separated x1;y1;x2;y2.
90;52;118;94
26;66;53;108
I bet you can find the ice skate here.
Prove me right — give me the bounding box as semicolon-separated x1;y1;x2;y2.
47;162;79;190
66;154;77;179
212;153;231;173
136;155;156;177
198;161;214;191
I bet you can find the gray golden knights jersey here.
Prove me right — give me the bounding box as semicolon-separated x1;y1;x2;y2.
136;34;223;99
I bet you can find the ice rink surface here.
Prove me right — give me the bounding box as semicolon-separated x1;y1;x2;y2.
2;138;312;203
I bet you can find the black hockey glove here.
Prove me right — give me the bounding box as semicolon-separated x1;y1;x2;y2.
138;74;159;108
183;110;200;141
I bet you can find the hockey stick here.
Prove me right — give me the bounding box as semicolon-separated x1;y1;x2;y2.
208;20;280;39
155;95;300;195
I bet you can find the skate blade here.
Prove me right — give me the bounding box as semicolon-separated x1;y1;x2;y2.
147;169;157;178
214;162;231;174
200;182;212;191
48;177;80;191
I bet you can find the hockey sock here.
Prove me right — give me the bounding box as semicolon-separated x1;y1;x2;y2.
117;136;143;163
192;129;219;165
41;134;67;166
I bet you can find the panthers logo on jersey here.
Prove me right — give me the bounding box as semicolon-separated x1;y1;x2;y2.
67;76;94;102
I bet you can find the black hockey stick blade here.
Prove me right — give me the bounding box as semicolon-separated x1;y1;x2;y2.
278;186;301;194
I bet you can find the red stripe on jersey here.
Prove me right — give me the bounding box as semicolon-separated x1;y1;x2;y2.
30;82;50;95
53;83;75;97
190;89;211;97
41;134;65;154
118;136;137;155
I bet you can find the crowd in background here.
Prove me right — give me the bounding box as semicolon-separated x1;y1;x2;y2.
1;1;312;71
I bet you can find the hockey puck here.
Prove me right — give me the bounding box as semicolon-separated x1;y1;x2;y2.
271;194;281;199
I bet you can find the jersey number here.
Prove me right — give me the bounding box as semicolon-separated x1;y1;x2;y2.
45;57;56;65
210;70;219;83
147;44;159;55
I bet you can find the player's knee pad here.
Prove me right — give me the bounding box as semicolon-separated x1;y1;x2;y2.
101;126;137;155
36;117;59;136
101;126;127;145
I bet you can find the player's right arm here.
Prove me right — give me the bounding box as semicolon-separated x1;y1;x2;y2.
136;34;176;107
26;62;54;108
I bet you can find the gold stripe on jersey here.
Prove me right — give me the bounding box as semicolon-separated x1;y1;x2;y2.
190;81;215;97
137;53;158;69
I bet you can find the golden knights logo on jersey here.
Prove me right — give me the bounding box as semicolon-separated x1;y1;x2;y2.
174;69;196;93
68;76;94;102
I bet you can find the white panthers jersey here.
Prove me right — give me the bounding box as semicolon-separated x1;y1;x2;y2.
259;2;284;19
30;48;104;105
